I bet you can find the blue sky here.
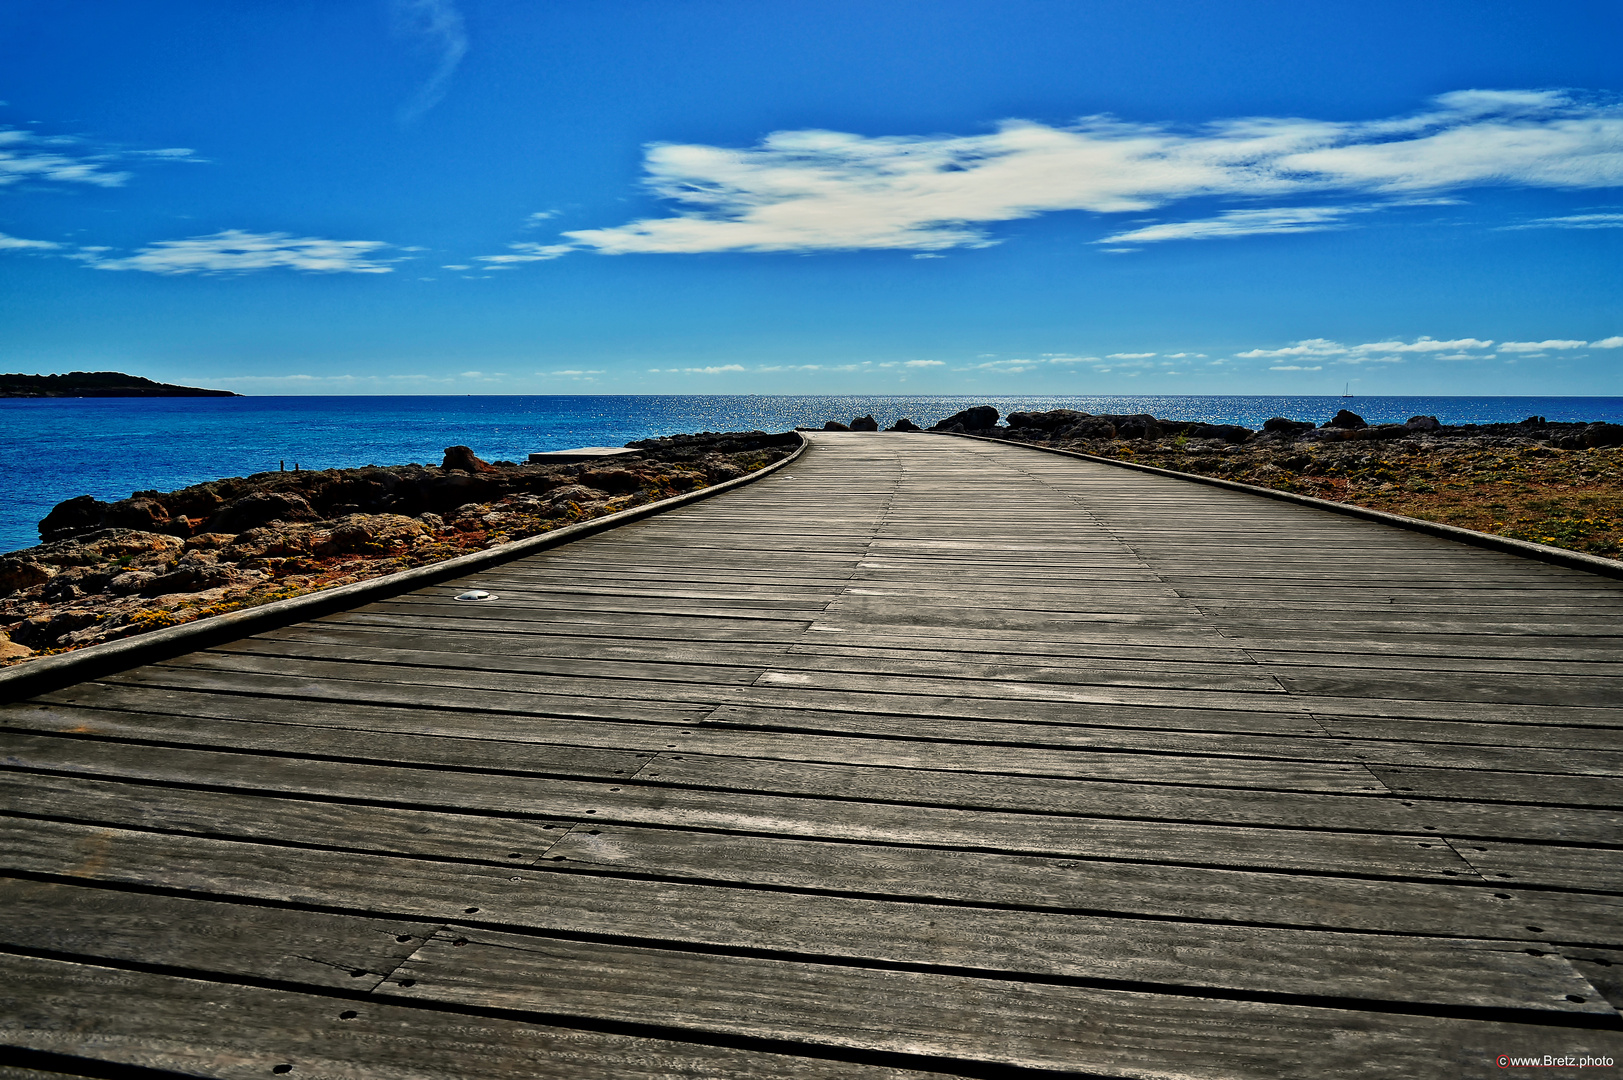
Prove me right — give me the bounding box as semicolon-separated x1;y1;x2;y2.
1;0;1620;396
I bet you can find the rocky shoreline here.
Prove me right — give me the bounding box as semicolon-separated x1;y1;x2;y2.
0;430;796;663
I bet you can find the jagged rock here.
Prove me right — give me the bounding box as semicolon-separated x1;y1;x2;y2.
0;558;54;596
108;570;158;595
849;415;879;432
1059;418;1117;440
1007;409;1086;431
886;418;922;432
545;484;609;508
580;468;645;494
0;632;32;660
38;495;113;542
225;524;315;560
930;406;999;431
205;491;319;534
1263;417;1316;435
1115;415;1164;440
1353;424;1414;441
184;532;238;551
823;421;851;431
442;445;497;473
11;609;101;647
1325;409;1368;429
1406;415;1442;432
1583;423;1623;448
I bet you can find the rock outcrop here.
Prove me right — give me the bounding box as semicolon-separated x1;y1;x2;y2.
929;406;1000;432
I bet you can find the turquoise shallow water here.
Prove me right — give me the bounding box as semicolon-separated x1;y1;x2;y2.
5;393;1622;555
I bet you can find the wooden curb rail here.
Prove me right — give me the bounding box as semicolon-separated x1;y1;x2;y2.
942;430;1623;581
0;434;806;703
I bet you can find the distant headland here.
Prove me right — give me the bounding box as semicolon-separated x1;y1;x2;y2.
0;371;238;398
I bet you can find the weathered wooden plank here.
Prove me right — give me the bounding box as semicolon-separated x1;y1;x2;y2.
0;953;942;1079
0;839;1596;1013
0;770;573;864
1370;765;1623;808
706;702;1623;776
204;638;772;688
0;733;1479;878
637;753;1623;844
1454;840;1623;893
0;877;435;989
382;927;1623;1077
10;693;1374;794
1;698;658;777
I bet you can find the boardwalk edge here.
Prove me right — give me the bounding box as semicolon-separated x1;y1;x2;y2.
0;433;807;702
942;431;1623;581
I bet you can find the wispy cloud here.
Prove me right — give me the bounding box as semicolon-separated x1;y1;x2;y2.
1098;205;1375;245
522;90;1623;258
1269;365;1324;371
0;231;60;250
476;241;573;265
0;126;198;189
392;0;468;124
79;229;396;274
1107;351;1157;359
1497;339;1589;352
904;359;945;367
1235;338;1350;359
1236;336;1497;361
1507;211;1623;230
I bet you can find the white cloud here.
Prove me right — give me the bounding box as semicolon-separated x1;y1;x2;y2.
441;263;470;270
392;0;468;124
539;369;604;376
1591;336;1623;348
476;242;573;264
1236;338;1349;359
0;128;128;188
1498;339;1588;352
525;211;559;225
681;364;747;374
0;126;201;191
1107;351;1156;359
1269;365;1324;371
0;231;59;250
904;359;945;367
1349;336;1493;353
1098;205;1376;245
1508;211;1623;229
528;90;1623;257
81;230;395;274
1238;335;1497;361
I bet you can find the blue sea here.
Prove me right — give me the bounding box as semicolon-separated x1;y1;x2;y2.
5;394;1622;555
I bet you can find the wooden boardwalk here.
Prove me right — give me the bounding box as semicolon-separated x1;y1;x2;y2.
3;431;1622;1078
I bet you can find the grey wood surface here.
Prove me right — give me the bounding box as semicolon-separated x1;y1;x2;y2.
3;431;1621;1078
